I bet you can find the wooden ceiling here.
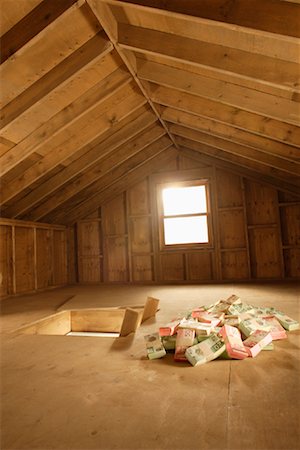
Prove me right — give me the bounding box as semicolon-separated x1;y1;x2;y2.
1;0;299;225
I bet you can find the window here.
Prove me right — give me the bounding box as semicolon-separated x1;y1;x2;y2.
158;180;211;248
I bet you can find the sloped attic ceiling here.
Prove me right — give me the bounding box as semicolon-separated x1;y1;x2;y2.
0;0;299;225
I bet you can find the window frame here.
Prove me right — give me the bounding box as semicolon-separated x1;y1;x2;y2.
156;178;213;251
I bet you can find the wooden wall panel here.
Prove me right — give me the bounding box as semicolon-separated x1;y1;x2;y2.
53;229;67;286
249;228;282;278
216;170;243;207
0;225;13;297
245;181;278;225
280;205;300;246
218;210;246;249
104;236;128;282
77;220;101;283
129;217;152;253
128;179;149;215
66;226;77;285
36;228;53;289
221;251;249;280
15;226;35;293
102;194;126;235
131;255;153;281
160;253;184;281
283;249;300;278
187;252;213;281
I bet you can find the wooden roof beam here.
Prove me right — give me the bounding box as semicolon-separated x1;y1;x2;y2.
145;83;300;148
113;0;300;38
176;136;300;191
45;144;176;224
118;23;300;97
22;123;166;221
5;107;156;218
0;84;146;205
180;147;300;197
85;0;178;150
1;0;79;63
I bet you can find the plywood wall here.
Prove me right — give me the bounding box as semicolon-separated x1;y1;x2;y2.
74;155;300;284
0;219;68;298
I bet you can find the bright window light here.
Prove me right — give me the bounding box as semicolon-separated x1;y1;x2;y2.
164;216;208;244
160;183;210;246
162;186;207;216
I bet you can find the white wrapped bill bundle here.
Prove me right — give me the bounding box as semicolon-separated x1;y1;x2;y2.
273;311;299;331
185;333;225;367
144;332;166;360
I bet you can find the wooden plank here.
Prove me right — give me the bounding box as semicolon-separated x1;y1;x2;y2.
109;0;300;63
36;228;53;289
102;195;126;237
216;170;243;208
128;179;150;215
244;181;279;226
0;137;16;158
280;205;300;246
147;83;300;148
160;107;300;162
71;309;125;333
0;2;101;107
43;138;173;224
6;107;155;219
14;226;35;293
142;296;160;322
15;311;71;335
0;218;65;230
131;255;153;282
159;253;185;281
104;236;129;282
24;123;165;221
1;0;78;63
172;126;300;178
0;0;43;36
129;217;152;253
120;23;300;95
59;147;176;224
248;228;282;279
116;0;300;38
66;226;77;285
0;225;13;297
86;0;179;149
1;40;115;143
187;252;213;281
221;251;249;280
0;84;145;204
180;147;300;197
176;137;300;189
218;210;246;250
53;230;67;286
119;308;142;336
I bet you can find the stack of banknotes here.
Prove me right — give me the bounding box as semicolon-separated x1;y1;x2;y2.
144;294;299;366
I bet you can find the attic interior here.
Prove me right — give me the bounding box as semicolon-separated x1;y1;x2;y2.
0;1;299;449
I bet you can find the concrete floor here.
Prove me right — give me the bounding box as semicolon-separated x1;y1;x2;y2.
1;282;299;450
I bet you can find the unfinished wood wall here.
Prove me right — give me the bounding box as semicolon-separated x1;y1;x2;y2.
74;155;300;284
0;219;68;298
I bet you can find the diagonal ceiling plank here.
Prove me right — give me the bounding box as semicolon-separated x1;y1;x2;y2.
5;107;156;218
0;84;146;204
0;62;130;177
47;145;176;224
115;0;300;38
1;0;79;63
20;123;166;221
107;0;299;64
176;136;300;189
146;83;300;148
118;23;300;97
159;106;300;162
180;147;300;197
137;60;300;125
0;1;102;107
1;33;114;138
170;124;300;177
85;0;179;150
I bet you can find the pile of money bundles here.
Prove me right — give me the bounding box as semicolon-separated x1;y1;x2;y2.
144;294;299;366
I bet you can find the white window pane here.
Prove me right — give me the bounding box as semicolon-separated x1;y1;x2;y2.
164;216;209;245
162;186;207;216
